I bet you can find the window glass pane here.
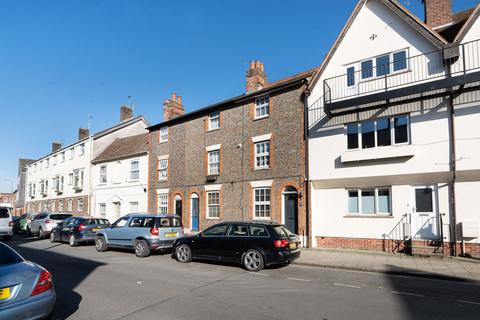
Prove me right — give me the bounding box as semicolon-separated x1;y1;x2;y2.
394;116;409;144
361;60;373;79
376;55;390;76
228;224;248;237
361;121;375;149
415;188;433;212
347;67;355;86
378;189;391;213
361;190;375;214
249;225;269;237
203;224;228;236
348;190;359;213
376;118;391;146
393;51;407;71
347;124;359;149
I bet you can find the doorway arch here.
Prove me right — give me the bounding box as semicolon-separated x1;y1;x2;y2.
174;195;183;223
283;187;298;234
190;193;199;231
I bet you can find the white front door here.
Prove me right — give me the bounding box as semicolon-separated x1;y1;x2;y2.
113;202;121;220
412;186;439;240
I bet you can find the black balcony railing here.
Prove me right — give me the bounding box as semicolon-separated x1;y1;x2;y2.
323;38;480;113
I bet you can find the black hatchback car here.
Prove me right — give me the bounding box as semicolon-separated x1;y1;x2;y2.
173;222;301;272
50;217;110;247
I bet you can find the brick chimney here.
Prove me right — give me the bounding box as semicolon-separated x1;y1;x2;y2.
163;92;184;121
51;142;62;153
424;0;452;29
120;105;133;121
246;60;267;93
78;128;89;140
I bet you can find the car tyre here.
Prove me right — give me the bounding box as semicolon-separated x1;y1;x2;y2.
38;228;45;239
134;239;150;258
49;232;56;243
26;227;31;237
175;244;192;263
69;235;78;247
242;249;264;272
95;236;108;252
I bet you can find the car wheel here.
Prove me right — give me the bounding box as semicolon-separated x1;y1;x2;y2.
175;244;192;263
69;235;78;247
134;239;150;258
95;237;108;252
26;227;31;237
38;228;44;239
242;249;264;272
49;232;56;243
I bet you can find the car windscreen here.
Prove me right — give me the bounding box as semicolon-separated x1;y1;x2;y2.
97;219;109;225
273;225;295;239
0;207;10;218
157;217;182;228
0;244;23;266
50;214;72;220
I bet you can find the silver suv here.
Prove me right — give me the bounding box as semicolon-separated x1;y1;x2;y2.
0;207;13;240
95;213;183;257
27;213;72;239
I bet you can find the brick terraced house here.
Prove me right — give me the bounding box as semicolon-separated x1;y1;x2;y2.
147;61;316;244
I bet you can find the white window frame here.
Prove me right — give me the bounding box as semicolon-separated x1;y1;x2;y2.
130;160;140;181
59;200;64;212
99;165;107;184
77;198;84;211
73;169;84;189
253;187;271;219
130;201;139;212
254;140;270;170
159;127;168;143
158;193;168;214
208;149;220;175
67;199;73;212
345;115;410;151
60;152;65;163
158;159;168;181
255;96;269;119
208;112;220;130
51;200;56;212
52;155;57;166
45;158;49;168
99;203;106;218
70;148;75;159
79;143;85;156
207;191;220;219
346;187;392;215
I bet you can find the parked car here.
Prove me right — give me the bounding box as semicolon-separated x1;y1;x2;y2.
50;217;110;247
17;213;37;234
173;221;301;272
27;213;72;239
95;213;183;257
12;216;21;234
0;242;56;319
0;207;13;241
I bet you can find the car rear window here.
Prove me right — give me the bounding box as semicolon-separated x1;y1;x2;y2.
50;214;72;220
248;225;269;237
0;208;11;219
0;244;23;266
273;225;294;239
157;217;182;228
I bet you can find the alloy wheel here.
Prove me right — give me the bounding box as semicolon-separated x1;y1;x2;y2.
50;232;55;243
176;245;190;262
96;238;104;251
135;242;146;256
244;251;262;271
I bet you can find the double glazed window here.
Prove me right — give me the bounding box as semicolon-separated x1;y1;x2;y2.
254;188;271;219
254;141;270;169
207;191;220;218
99;165;107;184
208;150;220;175
346;115;409;150
99;203;106;218
130;160;139;180
209;112;220;130
158;159;168;181
255;97;269;119
159;127;168;143
158;194;168;214
347;187;391;215
73;169;84;188
78;198;84;212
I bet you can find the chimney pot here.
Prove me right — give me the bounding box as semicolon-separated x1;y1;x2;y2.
163;92;185;121
250;61;255;69
172;92;177;102
78;128;89;140
246;59;267;93
177;95;182;104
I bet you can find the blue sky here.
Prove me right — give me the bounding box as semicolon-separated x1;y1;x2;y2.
0;0;477;192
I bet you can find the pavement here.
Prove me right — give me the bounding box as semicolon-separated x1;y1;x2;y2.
295;248;480;282
4;236;480;319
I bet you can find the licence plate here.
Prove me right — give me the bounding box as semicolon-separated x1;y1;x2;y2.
0;287;11;300
165;232;177;238
92;228;102;232
289;242;298;250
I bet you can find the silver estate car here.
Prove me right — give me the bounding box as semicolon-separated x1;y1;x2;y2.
0;242;56;320
27;213;72;239
0;207;13;241
95;213;183;257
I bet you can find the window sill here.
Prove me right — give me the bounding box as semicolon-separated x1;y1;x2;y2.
343;214;393;218
159;141;168;144
253;217;271;221
207;128;220;133
158;179;168;182
206;217;220;220
253;115;269;121
254;167;271;171
341;144;414;163
129;180;140;183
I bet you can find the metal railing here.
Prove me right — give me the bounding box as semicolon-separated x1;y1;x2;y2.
324;39;480;105
382;213;411;254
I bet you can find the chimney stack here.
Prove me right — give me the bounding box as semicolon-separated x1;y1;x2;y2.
246;60;267;93
424;0;452;29
78;128;89;140
163;92;185;121
51;142;62;153
120;105;133;122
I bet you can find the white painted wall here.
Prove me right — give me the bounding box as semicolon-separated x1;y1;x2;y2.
92;154;148;223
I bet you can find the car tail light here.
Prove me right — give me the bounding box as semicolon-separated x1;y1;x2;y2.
31;270;53;296
75;224;87;231
274;239;289;248
45;219;54;224
8;221;13;227
150;227;159;236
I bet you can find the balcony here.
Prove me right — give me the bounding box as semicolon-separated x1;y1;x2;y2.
322;39;480;117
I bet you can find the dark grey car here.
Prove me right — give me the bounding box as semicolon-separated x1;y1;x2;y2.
0;242;56;319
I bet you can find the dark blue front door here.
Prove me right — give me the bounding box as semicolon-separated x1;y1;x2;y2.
191;197;199;231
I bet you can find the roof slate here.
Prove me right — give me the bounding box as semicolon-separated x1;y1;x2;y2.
92;133;148;163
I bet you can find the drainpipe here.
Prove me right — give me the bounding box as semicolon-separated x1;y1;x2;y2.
303;81;311;248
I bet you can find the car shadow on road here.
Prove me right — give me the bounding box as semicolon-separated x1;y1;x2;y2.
9;238;106;320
